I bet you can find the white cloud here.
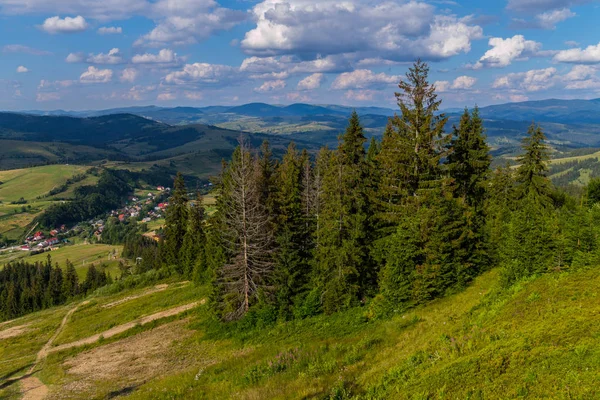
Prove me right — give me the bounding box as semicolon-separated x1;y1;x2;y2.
38;79;75;90
510;94;529;102
0;0;148;20
492;67;558;92
562;65;600;89
36;92;60;102
122;85;156;100
132;49;179;64
255;79;286;93
80;66;113;83
331;69;398;90
87;48;123;64
435;76;477;92
3;44;51;55
184;91;203;100
297;73;323;90
564;65;597;81
451;75;477;89
66;52;84;63
164;63;238;85
157;92;176;101
535;8;575;28
286;92;310;102
554;42;600;64
40;15;88;34
120;68;139;83
506;0;590;13
98;26;122;35
241;1;482;62
16;66;28;73
135;0;246;47
471;35;541;69
344;90;378;102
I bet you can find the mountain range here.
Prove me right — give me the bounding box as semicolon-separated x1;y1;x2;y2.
3;97;600;176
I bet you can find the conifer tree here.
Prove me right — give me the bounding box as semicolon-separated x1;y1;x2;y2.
516;123;552;203
212;139;275;321
62;259;79;298
164;172;189;273
273;142;311;318
182;191;206;280
315;112;372;313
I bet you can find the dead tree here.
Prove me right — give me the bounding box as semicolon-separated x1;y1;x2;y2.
219;138;274;321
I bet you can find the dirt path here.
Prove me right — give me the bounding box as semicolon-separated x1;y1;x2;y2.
20;377;48;400
29;301;89;374
49;301;200;354
0;323;30;340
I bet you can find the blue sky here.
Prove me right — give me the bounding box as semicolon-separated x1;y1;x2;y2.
1;0;600;110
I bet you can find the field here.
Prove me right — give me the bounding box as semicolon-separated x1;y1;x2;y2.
1;266;598;399
0;243;123;279
0;165;90;203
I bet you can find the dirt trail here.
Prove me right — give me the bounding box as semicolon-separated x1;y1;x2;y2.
20;377;48;400
102;282;190;309
49;301;200;354
0;323;30;340
29;301;89;374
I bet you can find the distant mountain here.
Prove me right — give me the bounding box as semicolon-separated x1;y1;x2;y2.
476;98;600;124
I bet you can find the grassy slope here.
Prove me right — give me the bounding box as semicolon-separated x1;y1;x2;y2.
1;267;598;399
0;244;123;279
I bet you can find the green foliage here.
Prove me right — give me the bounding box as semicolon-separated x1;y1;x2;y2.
163;172;189;272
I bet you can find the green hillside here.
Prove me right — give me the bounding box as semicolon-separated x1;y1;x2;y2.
0;267;597;399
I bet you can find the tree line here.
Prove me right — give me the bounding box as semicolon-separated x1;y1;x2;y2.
0;256;111;320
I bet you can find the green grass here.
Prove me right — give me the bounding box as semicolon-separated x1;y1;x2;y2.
0;165;90;203
0;244;123;280
4;267;599;399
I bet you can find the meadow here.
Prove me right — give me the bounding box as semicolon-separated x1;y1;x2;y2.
1;266;598;399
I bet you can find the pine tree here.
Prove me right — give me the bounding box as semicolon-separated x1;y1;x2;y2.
273;142;312;318
315;112;372;313
182;191;206;280
164;172;189;273
62;259;79;298
516;123;552;204
212;139;275;321
48;264;64;306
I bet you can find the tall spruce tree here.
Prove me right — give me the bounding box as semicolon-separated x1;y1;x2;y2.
62;259;79;298
273;142;311;318
182;191;207;280
164;172;189;273
516;123;552;203
315;112;372;313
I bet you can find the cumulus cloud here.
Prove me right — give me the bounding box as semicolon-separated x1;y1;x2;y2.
241;0;482;62
492;67;558;92
3;44;52;55
36;92;61;102
132;49;179;64
255;79;286;93
185;91;203;100
562;65;600;89
164;63;238;85
16;66;28;73
554;42;600;63
87;48;123;64
344;90;378;102
135;0;246;47
470;35;541;69
98;26;122;35
157;92;176;101
80;66;113;83
122;85;156;100
331;69;398;90
0;0;148;20
66;52;85;63
38;80;76;90
506;0;590;13
120;68;139;83
511;8;575;29
435;76;477;92
40;15;88;34
297;73;323;90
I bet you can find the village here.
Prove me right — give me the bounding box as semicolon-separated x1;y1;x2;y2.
17;186;172;254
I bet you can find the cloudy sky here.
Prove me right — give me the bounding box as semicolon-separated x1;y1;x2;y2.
1;0;600;110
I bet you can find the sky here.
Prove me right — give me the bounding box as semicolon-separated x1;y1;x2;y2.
1;0;600;111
